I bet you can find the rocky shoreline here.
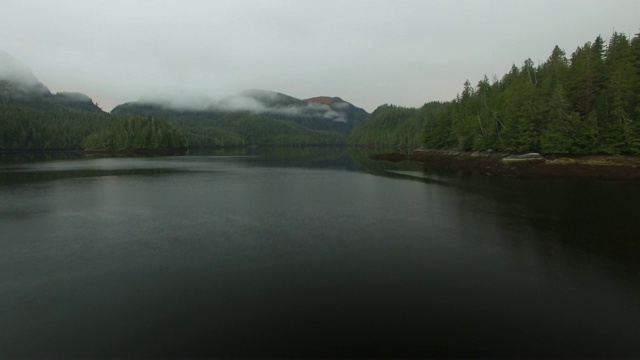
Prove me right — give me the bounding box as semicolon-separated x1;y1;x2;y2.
370;149;640;181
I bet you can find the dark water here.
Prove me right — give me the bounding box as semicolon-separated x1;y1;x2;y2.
1;148;639;357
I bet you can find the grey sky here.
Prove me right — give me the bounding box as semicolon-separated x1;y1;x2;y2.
1;0;638;112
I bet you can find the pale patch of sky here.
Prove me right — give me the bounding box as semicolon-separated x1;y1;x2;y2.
1;0;638;112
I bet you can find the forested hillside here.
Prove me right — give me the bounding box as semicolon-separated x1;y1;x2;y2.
0;75;188;151
1;58;358;150
349;31;640;155
0;98;108;150
1;49;368;150
4;29;639;154
347;102;443;146
111;102;347;147
218;90;369;134
111;89;368;146
1;88;347;150
0;96;188;151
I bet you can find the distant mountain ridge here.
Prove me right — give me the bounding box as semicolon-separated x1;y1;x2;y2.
110;89;368;147
1;49;368;150
123;88;369;134
0;50;50;97
1;50;369;132
0;50;103;113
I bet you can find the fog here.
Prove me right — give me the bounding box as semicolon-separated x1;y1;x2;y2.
1;0;639;112
0;50;48;92
140;89;354;122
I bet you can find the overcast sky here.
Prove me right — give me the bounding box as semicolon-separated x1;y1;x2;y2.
1;0;638;112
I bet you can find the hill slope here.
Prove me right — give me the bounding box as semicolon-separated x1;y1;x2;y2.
0;51;188;151
111;89;369;146
119;89;369;134
347;102;443;146
1;51;363;149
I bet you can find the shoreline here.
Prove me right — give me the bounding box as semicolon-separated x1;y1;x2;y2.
0;148;189;156
370;149;640;181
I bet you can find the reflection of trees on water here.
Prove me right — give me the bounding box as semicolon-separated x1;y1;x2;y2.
0;152;86;165
235;146;355;170
347;146;437;177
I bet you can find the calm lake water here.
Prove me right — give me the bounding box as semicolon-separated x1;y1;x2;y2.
1;148;639;357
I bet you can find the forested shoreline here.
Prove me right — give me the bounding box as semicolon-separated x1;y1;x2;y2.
349;31;640;155
1;30;640;155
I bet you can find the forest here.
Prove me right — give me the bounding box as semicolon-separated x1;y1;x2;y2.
1;30;639;154
0;88;348;150
349;31;640;155
0;95;188;151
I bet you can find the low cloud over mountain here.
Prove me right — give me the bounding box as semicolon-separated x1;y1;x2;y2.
0;50;51;97
139;89;368;125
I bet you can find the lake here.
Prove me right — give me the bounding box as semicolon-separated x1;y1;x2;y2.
1;147;639;357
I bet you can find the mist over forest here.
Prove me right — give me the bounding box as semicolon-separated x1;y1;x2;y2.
1;28;640;155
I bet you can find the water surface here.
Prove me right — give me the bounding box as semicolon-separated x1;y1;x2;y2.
1;148;639;357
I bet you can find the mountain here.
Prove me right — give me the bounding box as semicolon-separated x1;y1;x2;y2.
111;96;348;147
226;89;305;108
52;92;104;113
0;51;127;151
0;50;365;149
304;95;370;130
118;89;369;135
0;50;51;98
0;50;103;113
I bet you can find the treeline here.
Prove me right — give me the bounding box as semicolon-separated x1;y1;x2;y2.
350;31;640;155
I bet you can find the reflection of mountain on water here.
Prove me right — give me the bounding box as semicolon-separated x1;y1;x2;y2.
347;147;426;175
237;146;356;170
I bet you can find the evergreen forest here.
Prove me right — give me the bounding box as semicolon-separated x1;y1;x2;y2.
349;31;640;155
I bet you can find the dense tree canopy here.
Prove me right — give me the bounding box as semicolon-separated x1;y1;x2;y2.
347;102;443;146
83;116;188;150
0;98;109;150
349;30;640;155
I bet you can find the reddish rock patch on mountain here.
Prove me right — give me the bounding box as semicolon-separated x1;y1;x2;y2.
305;96;344;105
